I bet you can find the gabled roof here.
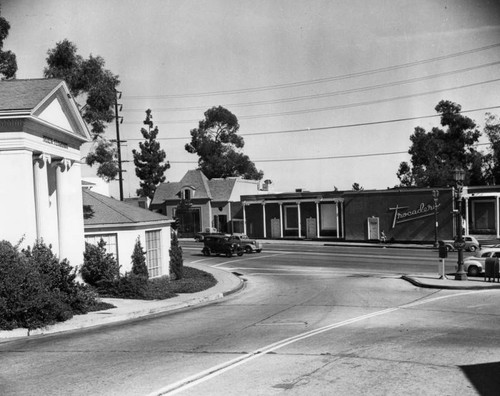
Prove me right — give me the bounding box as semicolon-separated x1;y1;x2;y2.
209;178;237;202
83;189;171;228
151;170;254;206
151;182;182;205
151;170;214;205
0;78;90;142
0;78;63;111
179;170;212;199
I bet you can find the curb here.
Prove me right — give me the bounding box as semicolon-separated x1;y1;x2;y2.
401;275;500;290
0;272;245;340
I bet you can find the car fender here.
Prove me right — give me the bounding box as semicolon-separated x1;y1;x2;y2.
463;259;483;271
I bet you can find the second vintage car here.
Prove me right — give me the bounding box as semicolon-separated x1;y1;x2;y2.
442;235;480;252
201;235;244;257
230;233;262;253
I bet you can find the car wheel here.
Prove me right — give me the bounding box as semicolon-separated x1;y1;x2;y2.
245;246;252;254
467;265;479;277
226;251;232;258
469;246;477;252
237;250;244;257
446;245;453;252
202;248;210;256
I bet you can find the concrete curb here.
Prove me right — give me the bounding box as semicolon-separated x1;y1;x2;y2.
401;275;500;290
0;267;245;340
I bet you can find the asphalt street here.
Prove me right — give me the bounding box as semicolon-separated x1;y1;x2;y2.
1;243;499;396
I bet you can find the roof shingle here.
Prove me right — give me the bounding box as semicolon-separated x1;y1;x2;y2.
0;79;63;111
83;189;170;226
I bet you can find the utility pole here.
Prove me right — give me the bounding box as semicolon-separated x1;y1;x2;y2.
114;90;124;201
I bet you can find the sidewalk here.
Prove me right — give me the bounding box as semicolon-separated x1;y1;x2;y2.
0;263;245;340
402;274;500;290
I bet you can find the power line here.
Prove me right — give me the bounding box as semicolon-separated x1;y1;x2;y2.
122;78;500;125
167;142;495;165
122;61;500;112
122;43;500;99
122;105;500;142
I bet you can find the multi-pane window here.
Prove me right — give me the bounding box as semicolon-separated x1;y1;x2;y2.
85;234;118;264
146;230;162;278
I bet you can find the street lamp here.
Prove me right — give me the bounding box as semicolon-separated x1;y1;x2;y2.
432;189;439;247
454;167;467;280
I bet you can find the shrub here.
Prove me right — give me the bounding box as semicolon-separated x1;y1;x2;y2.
131;237;148;279
0;241;54;330
81;240;120;289
169;232;184;279
0;240;102;331
169;266;217;293
102;273;149;299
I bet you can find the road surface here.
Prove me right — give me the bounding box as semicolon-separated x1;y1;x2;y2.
1;243;499;395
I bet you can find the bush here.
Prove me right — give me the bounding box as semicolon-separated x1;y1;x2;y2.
0;240;102;331
169;232;184;279
81;240;120;289
169;266;217;293
131;237;148;278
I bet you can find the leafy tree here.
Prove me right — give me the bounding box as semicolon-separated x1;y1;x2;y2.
0;11;17;79
85;139;119;181
397;100;483;187
131;237;148;279
43;39;120;179
185;106;263;180
483;113;500;184
132;109;170;199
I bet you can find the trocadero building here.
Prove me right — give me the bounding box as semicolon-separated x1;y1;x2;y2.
242;185;500;243
0;79;90;266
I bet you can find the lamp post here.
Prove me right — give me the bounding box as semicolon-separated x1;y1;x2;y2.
454;167;467;281
432;189;439;247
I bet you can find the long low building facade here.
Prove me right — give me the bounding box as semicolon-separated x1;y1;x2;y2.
241;185;500;243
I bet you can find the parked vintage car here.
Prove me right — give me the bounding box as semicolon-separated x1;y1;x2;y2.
201;235;244;257
194;227;225;242
442;235;480;252
230;233;262;253
460;247;500;276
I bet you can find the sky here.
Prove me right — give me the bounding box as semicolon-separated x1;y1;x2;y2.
3;0;500;198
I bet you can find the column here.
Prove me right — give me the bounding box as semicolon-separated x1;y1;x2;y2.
336;200;340;238
33;153;51;241
243;202;247;235
297;202;302;238
497;196;500;239
464;197;469;235
262;202;267;238
279;202;284;238
54;159;73;261
340;200;344;239
315;201;321;238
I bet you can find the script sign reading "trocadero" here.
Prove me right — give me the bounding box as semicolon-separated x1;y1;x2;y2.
389;202;439;229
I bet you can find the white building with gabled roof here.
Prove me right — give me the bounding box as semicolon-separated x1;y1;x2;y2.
0;78;91;266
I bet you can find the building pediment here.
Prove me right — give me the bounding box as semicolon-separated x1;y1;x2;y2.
0;79;90;145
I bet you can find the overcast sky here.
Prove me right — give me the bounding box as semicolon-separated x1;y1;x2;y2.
3;0;500;197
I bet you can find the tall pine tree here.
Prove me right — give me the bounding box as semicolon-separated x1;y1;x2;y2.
132;109;170;200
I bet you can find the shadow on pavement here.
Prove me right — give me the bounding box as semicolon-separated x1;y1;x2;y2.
460;361;500;396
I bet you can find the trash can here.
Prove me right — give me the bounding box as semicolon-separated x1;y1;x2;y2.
484;257;499;282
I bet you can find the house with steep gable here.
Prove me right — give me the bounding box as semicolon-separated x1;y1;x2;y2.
83;188;172;278
150;169;260;236
0;79;90;266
